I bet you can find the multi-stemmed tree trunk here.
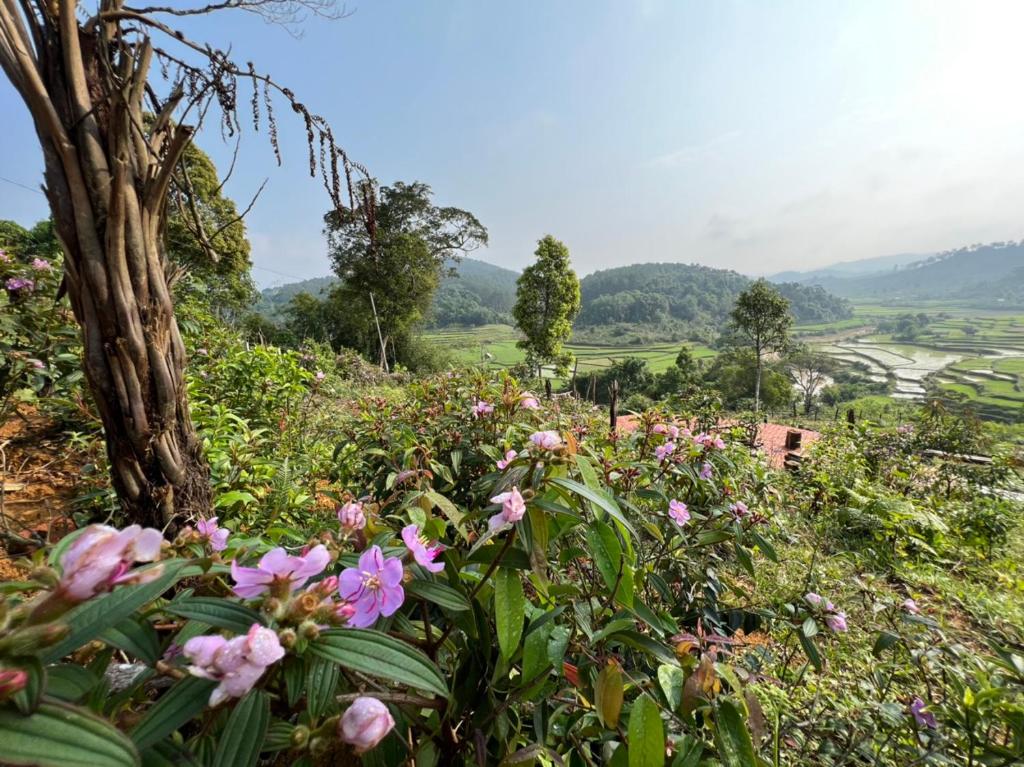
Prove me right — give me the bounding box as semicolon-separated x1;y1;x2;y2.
0;1;364;527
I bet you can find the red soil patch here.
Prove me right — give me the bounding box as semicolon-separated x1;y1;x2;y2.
1;406;83;574
616;414;820;469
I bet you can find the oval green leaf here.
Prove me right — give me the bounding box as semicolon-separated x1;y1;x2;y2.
309;629;447;697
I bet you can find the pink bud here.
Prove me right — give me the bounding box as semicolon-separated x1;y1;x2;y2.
339;697;395;753
0;669;28;700
337;502;366;532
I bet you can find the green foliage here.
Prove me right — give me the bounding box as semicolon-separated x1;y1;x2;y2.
513;235;581;374
165;142;256;311
0;220;82;422
729;279;793;411
324;180;487;366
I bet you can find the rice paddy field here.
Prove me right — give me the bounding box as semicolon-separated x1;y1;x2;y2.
425;307;1024;422
422;324;716;376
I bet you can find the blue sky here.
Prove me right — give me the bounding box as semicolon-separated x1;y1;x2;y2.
3;0;1024;289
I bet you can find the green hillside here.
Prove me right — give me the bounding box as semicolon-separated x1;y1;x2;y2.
804;242;1024;304
575;262;853;342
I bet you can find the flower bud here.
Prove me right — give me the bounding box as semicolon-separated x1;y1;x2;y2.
29;566;60;588
0;669;28;701
278;628;298;649
298;620;320;641
339;697;395;754
291;725;310;748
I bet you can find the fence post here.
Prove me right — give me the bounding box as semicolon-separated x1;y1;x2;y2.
610;380;619;432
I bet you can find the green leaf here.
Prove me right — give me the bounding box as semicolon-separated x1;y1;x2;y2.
586;521;623;597
872;631;900;657
495;568;526;661
466;544;531;570
424;490;465;529
282;657;305;708
130;676;217;750
747;531;778;563
574;454;602;491
100;617;161;665
549;478;637;538
262;721;296;753
46;665;98;703
714;698;757;767
163;597;266;635
305;656;340;719
801;617;818;638
797;629;822;672
213;491;257;509
657;664;685;712
627;694;664;767
140;740;202;767
522;622;554;685
0;699;140;767
11;656;43;715
696;530;732;547
405;580;471;611
212;690;269;767
309;629;447;697
43;562;186;663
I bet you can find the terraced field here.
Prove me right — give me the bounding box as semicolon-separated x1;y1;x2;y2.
813;312;1024;421
423;325;715;376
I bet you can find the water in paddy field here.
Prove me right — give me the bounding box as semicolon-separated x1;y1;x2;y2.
820;339;968;400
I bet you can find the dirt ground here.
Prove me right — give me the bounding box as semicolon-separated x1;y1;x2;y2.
0;406;83;578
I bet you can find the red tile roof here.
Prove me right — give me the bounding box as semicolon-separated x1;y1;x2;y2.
615;415;820;469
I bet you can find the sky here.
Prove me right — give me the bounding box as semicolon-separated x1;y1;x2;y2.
3;0;1024;289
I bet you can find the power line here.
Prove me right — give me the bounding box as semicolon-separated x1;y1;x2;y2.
0;175;45;195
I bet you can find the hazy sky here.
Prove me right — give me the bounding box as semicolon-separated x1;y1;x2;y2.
3;0;1024;288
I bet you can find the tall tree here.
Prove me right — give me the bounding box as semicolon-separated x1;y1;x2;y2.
165;142;256;311
513;235;581;376
0;1;367;526
729;279;792;412
787;348;835;414
324;181;487;368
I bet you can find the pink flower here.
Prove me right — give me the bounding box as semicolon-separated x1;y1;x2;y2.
183;623;285;707
902;598;920;615
315;370;326;382
668;499;690;526
805;592;847;632
699;462;713;480
529;430;562;450
0;250;9;263
30;258;50;271
652;423;668;435
655;441;676;462
909;697;937;729
401;524;445;573
654;423;680;439
519;394;540;410
496;449;518;470
395;469;418;485
196;517;229;552
338;546;405;628
230;545;330;599
825;612;848;633
695;433;724;450
339;696;395;753
4;277;34;293
729;501;749;519
489;487;526;530
472;400;494;417
59;524;164;602
337;501;367;532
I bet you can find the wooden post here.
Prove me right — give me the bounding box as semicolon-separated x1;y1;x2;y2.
609;380;619;432
545;378;552;400
369;292;389;373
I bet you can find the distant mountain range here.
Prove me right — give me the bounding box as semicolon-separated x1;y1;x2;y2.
771;242;1024;304
770;252;928;284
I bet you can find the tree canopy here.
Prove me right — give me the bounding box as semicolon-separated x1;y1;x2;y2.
729;279;793;412
513;235;581;375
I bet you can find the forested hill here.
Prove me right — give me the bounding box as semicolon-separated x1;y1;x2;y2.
575;262;853;339
791;241;1024;304
255;259;520;325
431;258;520;325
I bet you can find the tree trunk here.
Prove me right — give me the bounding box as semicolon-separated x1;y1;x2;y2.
754;353;762;413
1;14;210;528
